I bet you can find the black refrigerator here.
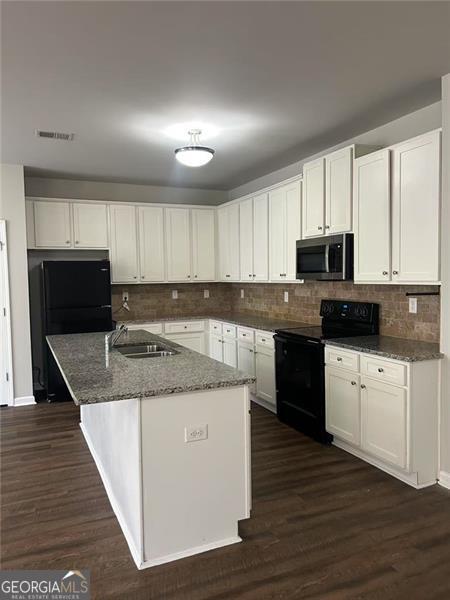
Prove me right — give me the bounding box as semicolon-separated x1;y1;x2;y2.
42;260;113;401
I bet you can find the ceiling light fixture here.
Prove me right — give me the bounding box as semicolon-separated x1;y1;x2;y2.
174;129;215;167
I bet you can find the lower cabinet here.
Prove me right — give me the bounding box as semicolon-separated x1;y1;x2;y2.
222;338;237;368
255;345;276;408
209;334;224;362
238;342;255;377
164;332;205;354
325;367;360;445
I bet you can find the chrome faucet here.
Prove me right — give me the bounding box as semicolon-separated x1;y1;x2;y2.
106;324;128;352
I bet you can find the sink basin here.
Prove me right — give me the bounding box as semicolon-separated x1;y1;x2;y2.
116;343;179;359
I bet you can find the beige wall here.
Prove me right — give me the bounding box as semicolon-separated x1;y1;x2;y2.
440;75;450;477
0;164;34;402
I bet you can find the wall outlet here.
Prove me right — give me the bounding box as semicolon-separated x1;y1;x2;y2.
204;289;209;299
122;290;129;302
409;297;418;314
284;290;289;303
185;424;208;443
240;289;245;299
172;290;178;300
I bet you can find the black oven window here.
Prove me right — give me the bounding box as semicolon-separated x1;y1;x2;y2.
297;246;326;273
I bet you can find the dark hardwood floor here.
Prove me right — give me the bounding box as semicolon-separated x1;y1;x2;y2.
1;402;450;599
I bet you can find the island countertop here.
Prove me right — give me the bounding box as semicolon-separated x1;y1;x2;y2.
47;329;255;405
325;335;443;362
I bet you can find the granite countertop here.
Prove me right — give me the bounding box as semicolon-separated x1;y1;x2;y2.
47;329;255;405
325;335;443;362
120;313;313;333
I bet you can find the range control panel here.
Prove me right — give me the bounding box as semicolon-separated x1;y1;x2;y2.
320;299;379;324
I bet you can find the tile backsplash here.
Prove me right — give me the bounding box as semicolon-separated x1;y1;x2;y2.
112;282;440;343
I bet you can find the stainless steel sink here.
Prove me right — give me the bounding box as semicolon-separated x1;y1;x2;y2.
116;343;179;359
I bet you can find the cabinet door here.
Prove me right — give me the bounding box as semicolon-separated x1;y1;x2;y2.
326;146;353;234
209;334;223;362
73;202;108;248
138;206;165;282
238;343;255;376
354;150;391;282
34;201;71;248
165;208;191;282
255;347;276;406
223;338;237;368
165;332;205;354
325;367;360;445
269;187;286;281
109;205;139;283
360;377;407;469
228;204;240;281
302;158;325;238
252;193;269;281
391;131;441;283
239;198;254;281
217;205;229;281
191;209;215;281
285;181;302;281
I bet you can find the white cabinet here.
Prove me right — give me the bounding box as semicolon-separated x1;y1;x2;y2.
238;342;256;378
73;202;108;248
223;338;237;368
34;201;71;248
209;334;223;362
360;377;407;469
354;150;391;282
239;193;269;282
302;158;325;238
165;208;191;282
126;322;163;335
138;206;165;282
325;367;360;445
109;204;139;283
325;146;353;234
269;180;301;281
255;344;276;408
391;130;441;283
165;332;205;354
218;203;240;281
191;209;215;281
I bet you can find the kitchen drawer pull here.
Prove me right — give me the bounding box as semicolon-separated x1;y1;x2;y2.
325;225;330;230
226;274;230;278
336;357;343;362
249;274;252;277
393;270;399;275
242;333;246;337
361;384;366;389
318;226;323;230
351;381;357;385
382;271;388;275
378;367;384;373
261;338;266;342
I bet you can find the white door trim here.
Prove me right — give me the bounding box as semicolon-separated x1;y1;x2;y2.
0;220;14;406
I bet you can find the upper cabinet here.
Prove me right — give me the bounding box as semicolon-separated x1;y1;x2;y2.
354;131;441;284
109;204;139;283
239;193;269;282
73;202;108;248
165;207;192;282
191;209;216;281
218;203;240;281
34;200;72;248
138;206;165;283
269;180;301;281
302;158;325;238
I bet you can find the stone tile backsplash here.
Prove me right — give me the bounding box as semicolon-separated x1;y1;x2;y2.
112;282;440;343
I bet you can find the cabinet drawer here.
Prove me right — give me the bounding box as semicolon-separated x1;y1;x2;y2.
209;320;223;335
325;347;359;371
164;320;205;334
361;355;406;386
255;330;274;349
127;323;163;335
222;323;237;339
238;326;255;343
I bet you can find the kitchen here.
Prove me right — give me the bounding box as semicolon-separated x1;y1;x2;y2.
1;1;450;598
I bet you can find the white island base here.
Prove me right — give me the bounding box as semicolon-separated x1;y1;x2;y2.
80;385;251;569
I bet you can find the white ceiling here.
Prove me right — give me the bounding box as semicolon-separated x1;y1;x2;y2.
1;1;449;190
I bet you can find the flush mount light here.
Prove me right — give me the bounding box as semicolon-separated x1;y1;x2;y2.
174;129;215;167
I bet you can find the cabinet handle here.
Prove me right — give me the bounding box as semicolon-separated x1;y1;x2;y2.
377;367;384;373
336;357;342;362
382;271;388;275
325;225;330;230
249;349;254;353
141;275;145;279
261;338;266;342
253;274;256;277
75;240;79;244
393;270;398;275
242;333;246;337
318;226;323;230
361;384;366;389
66;240;70;244
351;381;357;385
133;276;137;279
249;274;252;278
226;274;230;278
194;274;197;278
187;275;191;278
184;326;187;329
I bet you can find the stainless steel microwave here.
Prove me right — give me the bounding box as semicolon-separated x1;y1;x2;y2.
296;233;354;281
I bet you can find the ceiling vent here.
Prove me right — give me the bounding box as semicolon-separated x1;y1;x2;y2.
35;129;75;141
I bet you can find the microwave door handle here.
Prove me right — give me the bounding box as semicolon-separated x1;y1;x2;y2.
325;244;330;273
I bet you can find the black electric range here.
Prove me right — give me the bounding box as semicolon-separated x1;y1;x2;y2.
274;299;379;444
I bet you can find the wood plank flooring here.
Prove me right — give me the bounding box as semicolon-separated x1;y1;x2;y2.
1;402;450;599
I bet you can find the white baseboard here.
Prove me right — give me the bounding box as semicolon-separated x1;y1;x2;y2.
80;422;143;569
13;395;36;407
438;470;450;490
250;394;276;414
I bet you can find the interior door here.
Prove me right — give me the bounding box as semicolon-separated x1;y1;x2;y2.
34;201;72;248
139;206;165;282
302;158;325;238
269;187;286;281
165;208;191;282
252;193;269;281
391;130;441;283
354;150;391;282
326;146;353;234
191;209;215;281
325;367;360;445
73;202;108;248
239;198;254;281
109;204;139;283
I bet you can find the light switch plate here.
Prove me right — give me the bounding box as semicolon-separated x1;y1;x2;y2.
240;289;245;299
204;289;209;299
172;290;178;300
284;291;289;303
409;297;418;314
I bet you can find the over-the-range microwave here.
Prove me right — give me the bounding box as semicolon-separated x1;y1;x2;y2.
296;233;354;281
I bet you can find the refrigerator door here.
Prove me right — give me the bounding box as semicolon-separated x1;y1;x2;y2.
45;306;113;334
42;260;111;309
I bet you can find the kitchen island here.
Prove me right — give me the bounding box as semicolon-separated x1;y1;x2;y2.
47;329;254;569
